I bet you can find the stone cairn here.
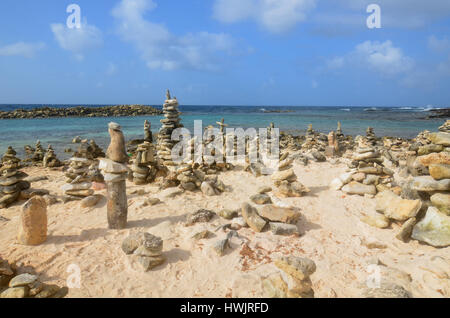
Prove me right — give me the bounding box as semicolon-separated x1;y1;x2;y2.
301;124;328;160
0;148;30;209
0;260;68;298
157;90;183;167
122;232;165;272
32;140;44;164
61;140;105;201
131;141;156;185
330;135;396;197
99;122;129;229
271;154;310;198
398;123;449;247
144;120;153;143
365;127;377;146
89;139;105;158
43;145;61;168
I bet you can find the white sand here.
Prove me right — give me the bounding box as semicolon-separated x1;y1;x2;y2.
0;160;449;298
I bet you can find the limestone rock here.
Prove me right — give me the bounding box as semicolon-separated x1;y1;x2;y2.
428;132;450;147
274;256;316;281
375;190;422;222
417;152;450;167
361;211;390;229
250;194;272;205
269;222;299;236
411;176;450;192
259;205;301;224
106;122;128;163
241;203;267;232
363;283;410;298
185;209;215;226
9;273;38;287
396;218;417;243
412;207;450;247
429;164;450;180
342;182;376;196
0;287;27;298
430;193;450;215
17;197;47;246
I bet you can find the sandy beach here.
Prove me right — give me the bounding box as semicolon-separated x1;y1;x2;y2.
1;158;448;298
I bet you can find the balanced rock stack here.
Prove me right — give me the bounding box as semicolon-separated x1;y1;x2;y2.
89;139;105;159
32;140;44;163
365;127;378;146
43;145;61;168
157;90;183;166
0;156;30;209
263;256;316;298
100;122;129;229
1;147;20;165
61;156;94;200
73;141;94;160
131;141;156;185
144;120;153;143
122;232;165;272
271;155;310;198
401;124;450;247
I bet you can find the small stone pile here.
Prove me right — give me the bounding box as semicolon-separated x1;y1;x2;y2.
89;139;105;158
0;260;68;298
131;141;156;185
62;157;94;200
157;90;183;167
144;120;153;143
271;156;310;198
332;138;396;196
0;157;30;209
122;232;165;272
365;127;378;146
43;145;61;168
263;256;316;298
2;146;20;165
32;140;44;163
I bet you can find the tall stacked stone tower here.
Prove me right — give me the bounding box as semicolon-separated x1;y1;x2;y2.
157;90;183;166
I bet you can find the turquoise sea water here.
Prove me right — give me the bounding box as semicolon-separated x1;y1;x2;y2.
0;105;447;159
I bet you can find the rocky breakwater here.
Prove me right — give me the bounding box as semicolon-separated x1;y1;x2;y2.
0;105;162;119
157;90;183;167
0;149;30;208
122;232;165;271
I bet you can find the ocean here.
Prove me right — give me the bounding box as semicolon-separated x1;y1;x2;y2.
0;104;447;159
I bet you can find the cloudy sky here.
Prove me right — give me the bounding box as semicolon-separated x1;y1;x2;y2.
0;0;449;107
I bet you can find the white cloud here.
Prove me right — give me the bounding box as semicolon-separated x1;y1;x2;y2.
51;20;103;60
0;42;45;58
112;0;236;71
327;40;414;77
106;63;118;76
428;35;450;53
213;0;317;33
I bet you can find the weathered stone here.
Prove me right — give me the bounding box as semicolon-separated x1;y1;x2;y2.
418;144;443;156
122;232;162;255
17;197;47;246
212;238;230;256
192;230;213;240
396;218;417;242
9;273;38;288
134;255;165;271
218;209;239;220
65;189;94;197
411;176;450;192
99;158;128;174
271;169;297;182
80;195;103;208
241;203;267;232
263;273;288;298
34;284;60;298
186;209;216;226
269;222;299;236
274;256;316;281
342;182;376;196
352;173;366;182
330;178;344;190
361;211;390;229
428;132;450;147
0;287;27;298
250;194;272;205
430;193;450;215
353;152;380;160
259;205;301;224
412;207;450;247
363;283;410;298
429;164;450;180
106;180;127;229
375;191;422;222
201;181;217;196
258;186;272;194
417;152;450;167
106;122;128;163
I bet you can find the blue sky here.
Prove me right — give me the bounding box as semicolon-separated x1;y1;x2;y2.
0;0;449;107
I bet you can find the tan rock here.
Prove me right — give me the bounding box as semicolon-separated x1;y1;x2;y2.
417;152;450;167
17;196;47;246
431;193;450;215
241;203;267;232
375;191;422;221
259;205;301;224
274;256;316;281
106;122;128;163
429;164;450;180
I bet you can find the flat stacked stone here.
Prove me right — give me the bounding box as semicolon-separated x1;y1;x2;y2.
43;145;61;168
1;147;20;165
122;232;165;271
131;141;156;185
157;90;183;167
32;140;44;163
365;127;378;146
0;158;30;209
62;155;94;200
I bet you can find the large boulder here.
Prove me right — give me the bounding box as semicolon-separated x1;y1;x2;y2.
411;176;450;192
430;193;450;215
417;152;450;167
429;164;450;180
259;205;301;224
411;207;450;247
428;132;450;147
